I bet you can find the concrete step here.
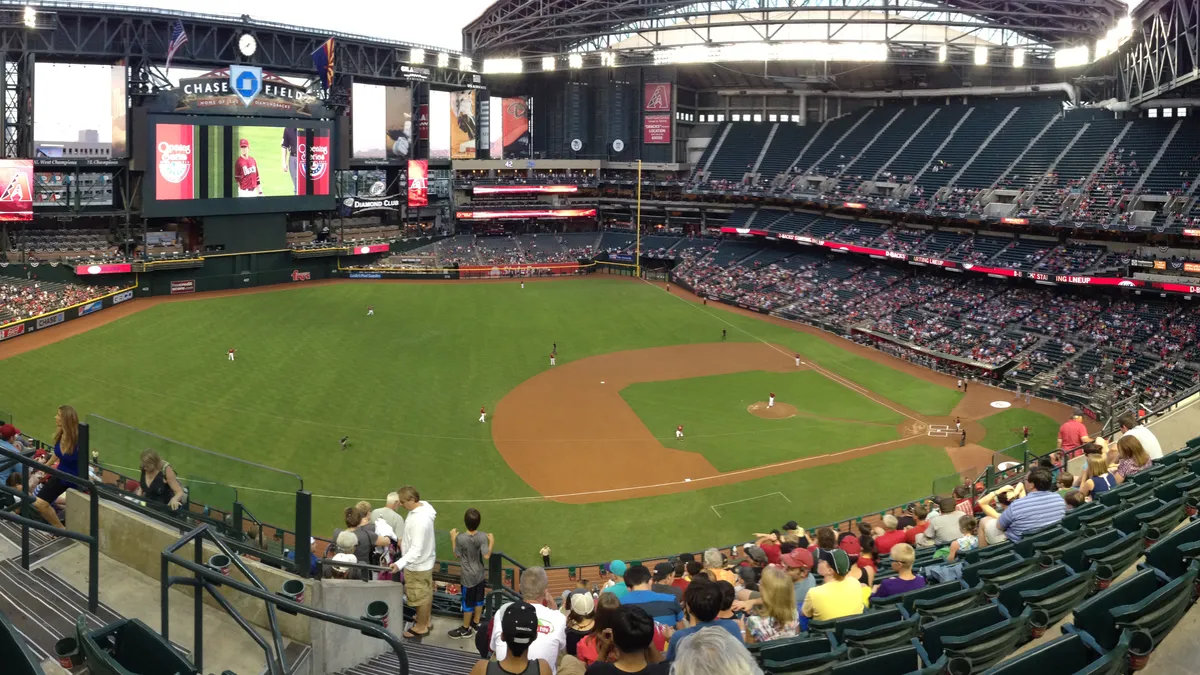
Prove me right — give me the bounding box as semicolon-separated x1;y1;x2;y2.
337;640;478;675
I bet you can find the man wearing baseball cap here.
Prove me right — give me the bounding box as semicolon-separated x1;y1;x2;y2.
600;559;629;599
801;549;864;622
471;601;551;675
1057;409;1091;452
651;562;683;603
235;137;263;197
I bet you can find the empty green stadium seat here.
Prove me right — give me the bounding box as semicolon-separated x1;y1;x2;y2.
978;627;1137;675
758;634;848;674
1157;446;1200;465
1098;481;1156;508
1068;561;1199;651
1143;517;1200;579
1014;567;1096;628
959;541;1014;565
1061;502;1108;531
922;604;1030;670
1152;473;1200;502
910;585;993;623
1077;530;1144;581
1111;499;1165;535
809;607;905;644
0;609;43;675
977;556;1049;587
77;616;199;675
825;643;938;675
869;579;964;615
1130;462;1188;486
1013;526;1070;558
1051;529;1123;572
840;614;921;653
960;552;1021;587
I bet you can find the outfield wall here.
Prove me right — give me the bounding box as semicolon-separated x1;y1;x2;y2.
0;285;136;344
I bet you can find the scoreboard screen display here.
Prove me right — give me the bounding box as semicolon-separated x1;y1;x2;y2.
146;115;333;217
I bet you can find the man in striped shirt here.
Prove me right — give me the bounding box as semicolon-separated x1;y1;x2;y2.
996;469;1065;542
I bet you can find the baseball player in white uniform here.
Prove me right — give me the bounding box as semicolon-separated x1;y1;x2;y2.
479;406;487;423
768;393;775;408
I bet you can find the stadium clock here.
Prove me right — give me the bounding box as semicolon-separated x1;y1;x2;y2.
238;33;257;57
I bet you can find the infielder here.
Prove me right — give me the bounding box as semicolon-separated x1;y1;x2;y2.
479;406;487;423
675;424;684;439
227;348;237;362
768;393;775;408
235;138;263;197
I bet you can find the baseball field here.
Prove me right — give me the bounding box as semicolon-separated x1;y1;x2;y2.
0;276;1070;563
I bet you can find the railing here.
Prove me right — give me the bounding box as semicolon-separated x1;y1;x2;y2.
0;437;99;613
162;524;409;675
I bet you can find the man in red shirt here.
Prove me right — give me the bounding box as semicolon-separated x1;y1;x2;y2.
903;505;930;546
1057;410;1091;451
874;515;908;556
234;138;262;197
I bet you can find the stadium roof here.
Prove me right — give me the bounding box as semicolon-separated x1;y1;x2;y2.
464;0;1128;56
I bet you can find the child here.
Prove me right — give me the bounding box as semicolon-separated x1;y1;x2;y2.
448;508;492;639
953;484;974;516
944;516;978;562
1057;472;1075;496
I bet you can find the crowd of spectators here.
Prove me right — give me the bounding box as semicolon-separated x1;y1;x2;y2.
0;278;120;323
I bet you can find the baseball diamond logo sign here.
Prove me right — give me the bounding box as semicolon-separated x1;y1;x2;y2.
230;65;263;107
291;270;312;282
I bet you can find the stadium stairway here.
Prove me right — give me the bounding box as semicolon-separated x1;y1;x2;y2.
335;642;478;675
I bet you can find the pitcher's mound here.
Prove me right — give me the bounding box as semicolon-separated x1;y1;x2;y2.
748;402;798;419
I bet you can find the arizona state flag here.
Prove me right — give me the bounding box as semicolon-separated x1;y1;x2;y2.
312;38;335;91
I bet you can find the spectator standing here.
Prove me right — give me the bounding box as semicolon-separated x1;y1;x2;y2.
996;469;1065;542
32;405;80;530
335;503;390;566
1057;410;1091;452
583;606;668;674
470;601;552;675
136;449;186;511
801;550;864;622
1114;436;1153;484
449;508;494;639
620;565;684;628
1079;455;1117;498
1118;414;1162;460
870;544;925;600
666;580;743;661
541;545;552;567
650;563;683;603
671;627;763;675
490;568;567;673
369;492;405;537
744;567;799;644
389;485;438;639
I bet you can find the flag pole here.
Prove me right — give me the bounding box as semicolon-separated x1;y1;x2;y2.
636;159;642;278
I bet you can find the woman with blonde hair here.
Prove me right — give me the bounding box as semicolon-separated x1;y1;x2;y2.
136;449;186;510
33;405;80;530
745;566;799;644
1079;454;1117;498
1114;435;1152;484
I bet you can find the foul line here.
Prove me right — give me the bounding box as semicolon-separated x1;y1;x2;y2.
643;279;921;424
710;492;791;519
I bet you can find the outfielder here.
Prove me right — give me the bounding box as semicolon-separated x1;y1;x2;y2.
479;406;487;423
550;353;556;366
368;305;374;316
227;348;236;362
675;424;684;439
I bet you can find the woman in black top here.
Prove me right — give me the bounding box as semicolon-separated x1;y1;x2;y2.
136;449;186;510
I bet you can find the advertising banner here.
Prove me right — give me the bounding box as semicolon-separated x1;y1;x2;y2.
36;312;65;330
173;68;326;117
0;324;24;341
300;129;332;196
473;185;577;195
643;114;672;144
78;300;103;317
154;124;197;201
112;290;134;304
501;97;531;159
449;90;477;159
454;208;597;220
75;263;133;275
644;83;672;111
344;193;402;214
407;159;429;207
348;243;390;255
417;104;429;139
0;160;33;222
459;262;580;279
170;279;196;294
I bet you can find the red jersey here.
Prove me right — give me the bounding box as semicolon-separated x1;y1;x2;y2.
480;407;486;414
235;156;260;191
228;349;235;354
677;425;683;431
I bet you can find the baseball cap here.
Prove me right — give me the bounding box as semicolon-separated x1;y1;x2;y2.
569;592;595;616
0;423;19;441
744;545;768;564
501;602;539;646
781;548;813;569
653;562;674;581
830;549;852;576
239;138;249;147
608;560;627;577
838;537;862;557
783;521;799;531
1072;408;1084;418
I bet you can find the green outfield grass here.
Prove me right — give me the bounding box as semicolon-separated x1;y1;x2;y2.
620;371;903;470
977;408;1063;459
0;277;964;562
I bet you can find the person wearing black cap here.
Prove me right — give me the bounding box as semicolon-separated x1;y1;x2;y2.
650;563;683;604
470;601;550;675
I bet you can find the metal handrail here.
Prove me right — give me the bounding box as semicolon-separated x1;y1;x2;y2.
162;524;408;675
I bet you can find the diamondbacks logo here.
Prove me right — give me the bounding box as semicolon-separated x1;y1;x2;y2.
0;170;31;203
644;83;671;111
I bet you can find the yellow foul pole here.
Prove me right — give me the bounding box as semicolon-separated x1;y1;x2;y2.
636;159;642;278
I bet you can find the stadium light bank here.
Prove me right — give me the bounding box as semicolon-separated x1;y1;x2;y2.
651;42;888;65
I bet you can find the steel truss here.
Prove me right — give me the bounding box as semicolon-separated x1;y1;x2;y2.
464;0;1125;56
1120;0;1200;105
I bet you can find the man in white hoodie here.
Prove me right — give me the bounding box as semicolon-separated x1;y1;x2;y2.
390;485;437;638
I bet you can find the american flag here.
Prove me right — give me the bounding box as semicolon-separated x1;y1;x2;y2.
166;20;188;71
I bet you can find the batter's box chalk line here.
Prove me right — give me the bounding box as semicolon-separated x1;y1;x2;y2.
926;424;953;438
709;491;792;519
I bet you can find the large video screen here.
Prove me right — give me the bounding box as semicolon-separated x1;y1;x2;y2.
34;63;128;158
488;96;531;159
147;115;333;217
351;82;412;160
0;159;34;221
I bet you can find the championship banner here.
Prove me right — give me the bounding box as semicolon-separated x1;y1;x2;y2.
643;114;672;144
0;159;34;222
501;97;531;159
407;159;429;207
154;124;197;201
449;90;477;159
644;83;672;111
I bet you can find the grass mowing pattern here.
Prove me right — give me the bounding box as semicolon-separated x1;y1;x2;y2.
977;408;1062;458
1;278;959;561
620;371;902;470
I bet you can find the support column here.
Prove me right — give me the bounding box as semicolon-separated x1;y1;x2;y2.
2;51;34;159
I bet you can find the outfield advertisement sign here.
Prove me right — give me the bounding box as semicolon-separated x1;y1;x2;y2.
459;262;581;279
78;300;104;316
0;324;24;341
36;312;65;330
170;280;196;294
112;290;134;304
